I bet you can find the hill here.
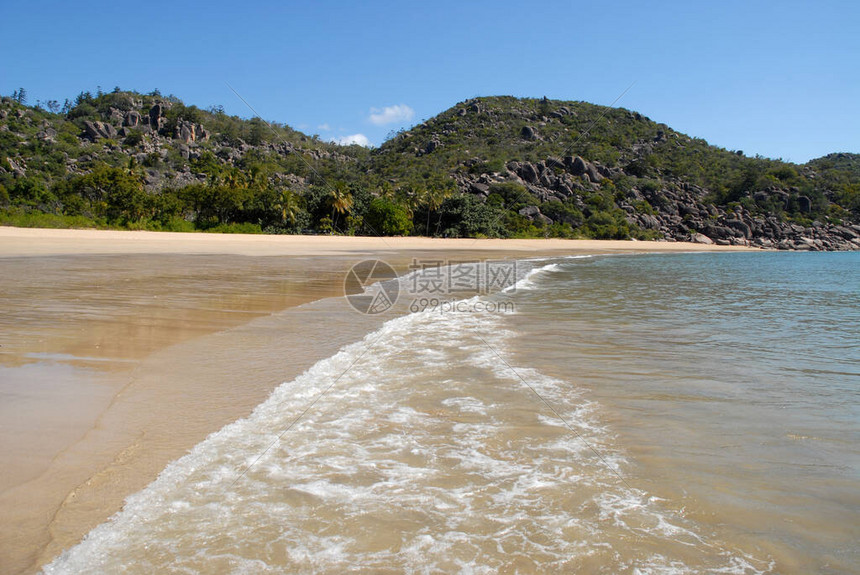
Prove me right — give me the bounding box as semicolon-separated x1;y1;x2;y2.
1;89;858;249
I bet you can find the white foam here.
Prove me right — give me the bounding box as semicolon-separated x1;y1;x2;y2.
500;255;593;294
441;396;488;415
43;277;769;574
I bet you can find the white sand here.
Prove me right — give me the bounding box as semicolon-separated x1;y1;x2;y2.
0;226;756;257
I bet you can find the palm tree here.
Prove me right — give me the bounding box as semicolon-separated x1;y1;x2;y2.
431;187;453;236
395;184;421;220
223;167;246;189
275;189;300;226
378;181;396;202
247;164;267;190
423;186;449;236
329;181;353;232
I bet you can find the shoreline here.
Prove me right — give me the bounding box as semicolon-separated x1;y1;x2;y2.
0;253;362;574
0;226;758;257
0;227;757;574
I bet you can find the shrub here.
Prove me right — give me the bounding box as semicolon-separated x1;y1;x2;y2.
157;217;196;233
364;197;413;236
541;200;584;227
435;194;505;238
123;130;144;147
0;208;101;229
584;210;631;239
632;200;656;215
9;177;56;208
205;222;262;234
487;182;537;210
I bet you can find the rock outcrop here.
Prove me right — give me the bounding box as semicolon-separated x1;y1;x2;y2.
82;120;117;140
174;120;209;144
123;111;141;127
453;154;859;250
148;103;165;131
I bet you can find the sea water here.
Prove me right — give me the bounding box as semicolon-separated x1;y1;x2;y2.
44;252;859;574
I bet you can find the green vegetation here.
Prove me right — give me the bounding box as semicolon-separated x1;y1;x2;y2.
1;90;857;241
365;198;413;236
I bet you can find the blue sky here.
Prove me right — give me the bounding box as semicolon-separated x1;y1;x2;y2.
1;0;857;162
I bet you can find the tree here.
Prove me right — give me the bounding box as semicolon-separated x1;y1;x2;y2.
538;96;551;116
222;167;247;189
329;181;353;231
13;87;27;105
70;164;147;223
177;183;246;227
247;117;267;146
74;91;93;106
275;189;301;225
394;184;421;220
8;177;54;207
377;181;396;201
365;197;413;236
435;194;505;238
417;186;434;234
425;186;453;236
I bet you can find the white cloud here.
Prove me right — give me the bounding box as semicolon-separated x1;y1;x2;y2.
368;104;415;126
317;123;331;131
333;133;371;147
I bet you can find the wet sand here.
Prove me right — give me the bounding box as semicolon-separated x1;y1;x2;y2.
0;227;754;573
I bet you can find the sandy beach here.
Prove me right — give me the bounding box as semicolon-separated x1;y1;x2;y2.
0;226;756;257
0;227;755;574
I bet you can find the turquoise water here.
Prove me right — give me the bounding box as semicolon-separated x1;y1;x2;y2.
44;252;859;574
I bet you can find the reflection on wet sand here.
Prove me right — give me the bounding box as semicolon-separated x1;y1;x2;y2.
0;249;561;573
0;254;352;574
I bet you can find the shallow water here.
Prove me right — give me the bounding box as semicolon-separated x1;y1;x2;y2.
506;252;860;573
42;252;859;573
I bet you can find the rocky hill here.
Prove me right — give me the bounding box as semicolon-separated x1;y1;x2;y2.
1;90;858;249
372;96;860;250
